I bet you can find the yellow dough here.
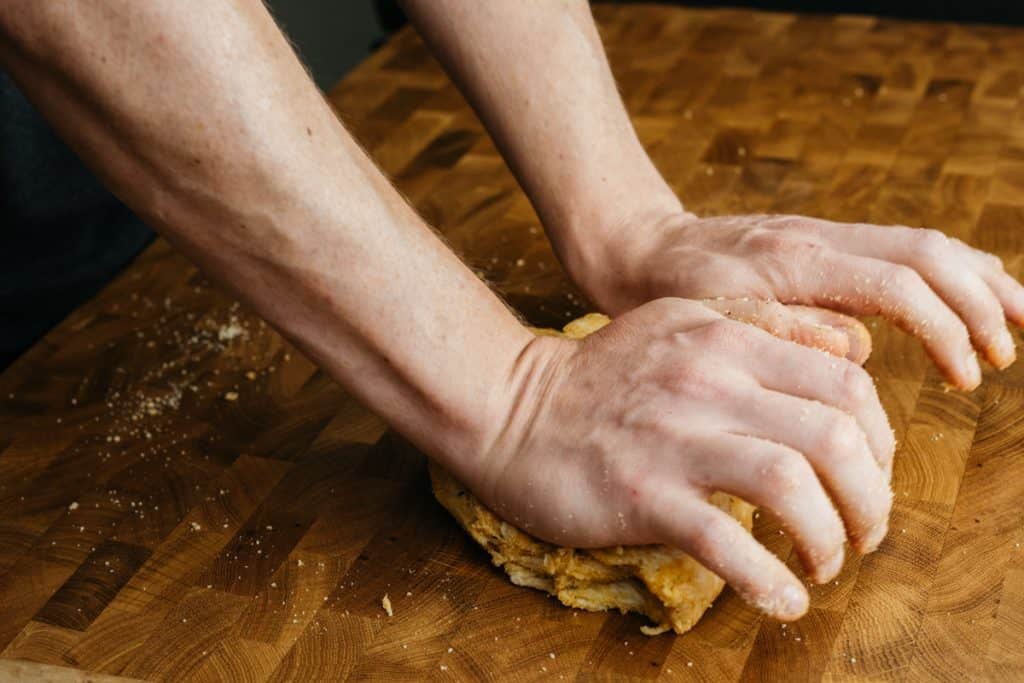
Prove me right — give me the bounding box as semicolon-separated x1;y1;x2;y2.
429;314;755;636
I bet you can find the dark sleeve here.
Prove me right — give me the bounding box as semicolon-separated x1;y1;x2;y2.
0;72;154;368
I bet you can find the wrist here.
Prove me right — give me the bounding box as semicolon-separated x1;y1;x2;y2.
558;202;695;315
463;330;576;499
531;138;690;313
429;317;540;481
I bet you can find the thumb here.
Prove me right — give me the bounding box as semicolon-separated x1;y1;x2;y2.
783;305;872;365
699;299;872;365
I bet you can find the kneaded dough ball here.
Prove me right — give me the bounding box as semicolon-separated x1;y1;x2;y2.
429;313;755;635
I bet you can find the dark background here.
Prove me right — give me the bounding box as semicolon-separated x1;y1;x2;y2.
267;1;1024;90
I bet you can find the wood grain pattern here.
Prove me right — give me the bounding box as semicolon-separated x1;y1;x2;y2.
3;4;1024;680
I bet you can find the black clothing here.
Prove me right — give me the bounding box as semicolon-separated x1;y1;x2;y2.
1;72;153;369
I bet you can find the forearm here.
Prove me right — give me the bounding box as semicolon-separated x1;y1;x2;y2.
0;0;531;469
401;0;683;286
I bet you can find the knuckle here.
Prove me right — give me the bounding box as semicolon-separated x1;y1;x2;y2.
696;319;756;350
610;459;646;496
750;230;826;261
839;362;875;406
763;214;815;232
705;319;743;345
688;516;734;560
820;413;863;457
915;229;951;260
610;471;651;511
761;450;808;495
882;264;926;293
859;485;894;545
979;300;1007;333
664;359;726;400
749;229;797;255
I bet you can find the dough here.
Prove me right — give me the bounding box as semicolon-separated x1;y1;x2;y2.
429;313;755;635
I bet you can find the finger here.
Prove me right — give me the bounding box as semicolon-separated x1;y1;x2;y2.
980;268;1024;330
912;264;1014;368
732;391;892;553
782;306;872;365
951;238;1024;327
700;298;860;361
822;228;1014;368
725;322;896;473
685;431;846;583
773;248;981;390
651;491;809;621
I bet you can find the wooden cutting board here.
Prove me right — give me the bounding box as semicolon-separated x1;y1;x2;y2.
2;4;1024;681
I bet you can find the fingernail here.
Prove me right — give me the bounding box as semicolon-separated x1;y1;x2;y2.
782;584;808;618
859;519;889;554
965;352;982;389
842;326;864;363
816;546;845;584
994;329;1017;369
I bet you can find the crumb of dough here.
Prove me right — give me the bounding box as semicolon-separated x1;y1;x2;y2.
218;322;245;342
640;624;673;636
382;594;393;617
430;313;754;636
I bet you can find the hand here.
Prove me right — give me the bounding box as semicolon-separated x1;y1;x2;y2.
470;298;894;621
574;212;1024;390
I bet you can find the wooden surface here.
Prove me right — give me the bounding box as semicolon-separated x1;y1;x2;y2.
3;4;1024;681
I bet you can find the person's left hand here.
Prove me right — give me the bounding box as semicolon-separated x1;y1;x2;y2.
570;211;1024;391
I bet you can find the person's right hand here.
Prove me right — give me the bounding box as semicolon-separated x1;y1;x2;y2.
468;297;894;621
